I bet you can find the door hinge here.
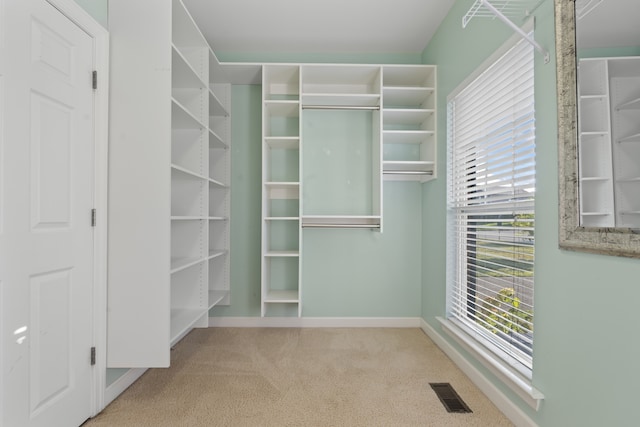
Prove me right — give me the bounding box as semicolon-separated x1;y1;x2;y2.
92;70;97;90
90;347;96;366
91;208;96;227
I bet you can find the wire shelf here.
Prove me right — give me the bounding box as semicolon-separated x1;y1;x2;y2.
462;0;543;28
462;0;549;63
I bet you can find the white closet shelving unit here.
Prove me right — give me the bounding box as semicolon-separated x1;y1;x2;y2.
108;0;233;367
577;56;640;228
259;63;437;317
382;65;437;182
261;65;302;316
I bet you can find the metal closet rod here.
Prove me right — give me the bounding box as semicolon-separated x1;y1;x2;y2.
302;105;380;111
384;171;434;175
302;223;381;229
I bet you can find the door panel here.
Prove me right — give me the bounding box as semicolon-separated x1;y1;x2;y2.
1;0;96;426
30;92;72;229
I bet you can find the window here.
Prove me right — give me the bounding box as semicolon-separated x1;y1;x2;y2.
446;35;535;373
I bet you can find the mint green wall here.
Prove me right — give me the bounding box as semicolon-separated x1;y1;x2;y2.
422;0;640;425
214;85;262;317
74;0;108;28
302;181;422;317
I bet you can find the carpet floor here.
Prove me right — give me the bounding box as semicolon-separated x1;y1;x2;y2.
84;328;514;426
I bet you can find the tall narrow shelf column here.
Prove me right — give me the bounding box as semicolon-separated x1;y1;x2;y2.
261;65;302;317
577;58;614;227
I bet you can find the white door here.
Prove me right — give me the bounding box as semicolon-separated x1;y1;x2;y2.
0;0;96;426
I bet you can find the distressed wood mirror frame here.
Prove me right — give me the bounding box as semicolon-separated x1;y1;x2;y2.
556;0;640;258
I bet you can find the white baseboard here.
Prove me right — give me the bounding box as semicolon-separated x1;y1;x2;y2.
420;319;538;427
209;316;422;328
103;368;147;408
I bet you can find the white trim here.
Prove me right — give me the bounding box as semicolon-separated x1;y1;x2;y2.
421;318;542;424
209;317;422;328
44;0;110;417
103;369;147;408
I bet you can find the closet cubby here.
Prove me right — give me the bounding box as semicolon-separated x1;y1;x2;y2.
301;65;381;107
261;64;302;317
262;256;300;304
381;65;437;182
578;56;640;228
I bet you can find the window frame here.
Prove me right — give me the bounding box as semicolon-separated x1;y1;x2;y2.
446;23;536;377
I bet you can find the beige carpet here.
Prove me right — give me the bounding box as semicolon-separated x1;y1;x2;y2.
85;328;513;426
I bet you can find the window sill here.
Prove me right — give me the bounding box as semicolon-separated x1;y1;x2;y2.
436;316;544;410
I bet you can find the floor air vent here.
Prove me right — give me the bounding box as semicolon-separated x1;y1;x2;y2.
429;383;472;413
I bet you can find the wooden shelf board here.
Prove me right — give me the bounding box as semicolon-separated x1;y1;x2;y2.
172;98;206;130
383;160;435;172
208;250;227;260
581;211;612;216
618;132;640;143
172;45;206;89
170;256;205;274
580;176;610;182
264;100;300;117
171;216;206;221
264;290;299;303
208;290;228;309
617;97;640;110
264;250;300;257
301;93;380;108
209;90;229;117
265;182;300;200
383;108;434;126
383;86;433;108
383;130;434;145
209;128;227;149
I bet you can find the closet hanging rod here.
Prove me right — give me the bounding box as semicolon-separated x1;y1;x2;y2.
302;223;381;229
384;171;434;175
302;105;380;111
467;0;549;64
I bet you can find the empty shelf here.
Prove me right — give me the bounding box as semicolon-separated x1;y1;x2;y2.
263;290;299;303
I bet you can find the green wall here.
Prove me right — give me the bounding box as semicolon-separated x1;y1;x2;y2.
421;0;640;425
74;0;108;28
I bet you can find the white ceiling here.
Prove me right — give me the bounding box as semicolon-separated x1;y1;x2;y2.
576;0;640;49
183;0;456;55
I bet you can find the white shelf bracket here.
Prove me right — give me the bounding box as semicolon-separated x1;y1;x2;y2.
463;0;550;64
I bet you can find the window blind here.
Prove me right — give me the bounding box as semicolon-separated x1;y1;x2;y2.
447;36;535;371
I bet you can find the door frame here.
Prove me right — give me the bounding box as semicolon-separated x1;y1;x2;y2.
43;0;109;416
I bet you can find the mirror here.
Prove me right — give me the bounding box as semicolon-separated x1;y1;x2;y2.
556;0;640;257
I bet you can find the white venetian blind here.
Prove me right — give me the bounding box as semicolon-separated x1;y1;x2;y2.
447;35;535;371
